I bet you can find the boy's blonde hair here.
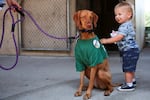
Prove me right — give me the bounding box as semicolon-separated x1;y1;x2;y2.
115;1;134;19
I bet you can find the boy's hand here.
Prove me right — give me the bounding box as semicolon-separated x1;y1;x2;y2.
100;38;107;44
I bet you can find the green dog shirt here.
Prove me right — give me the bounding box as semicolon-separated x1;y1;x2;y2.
75;36;108;72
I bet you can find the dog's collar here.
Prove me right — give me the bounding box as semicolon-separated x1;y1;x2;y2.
79;29;94;33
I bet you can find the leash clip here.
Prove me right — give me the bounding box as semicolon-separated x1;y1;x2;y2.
68;36;76;44
11;24;15;32
68;36;76;40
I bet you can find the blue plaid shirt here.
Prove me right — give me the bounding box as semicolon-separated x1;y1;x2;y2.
0;0;4;3
116;20;139;51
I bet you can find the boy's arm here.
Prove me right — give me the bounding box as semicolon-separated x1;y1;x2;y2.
100;34;124;44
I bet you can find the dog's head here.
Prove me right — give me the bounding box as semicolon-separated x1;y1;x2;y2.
73;10;98;30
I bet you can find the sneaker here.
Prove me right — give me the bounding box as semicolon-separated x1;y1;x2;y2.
117;83;135;92
133;81;136;87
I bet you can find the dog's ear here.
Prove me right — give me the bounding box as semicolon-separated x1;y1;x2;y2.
92;12;98;28
73;11;81;28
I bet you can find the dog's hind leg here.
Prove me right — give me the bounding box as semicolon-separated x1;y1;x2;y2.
97;70;114;96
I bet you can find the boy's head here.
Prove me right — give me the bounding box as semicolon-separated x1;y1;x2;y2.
114;1;134;24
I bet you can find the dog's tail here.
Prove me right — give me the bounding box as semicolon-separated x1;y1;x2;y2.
111;83;122;87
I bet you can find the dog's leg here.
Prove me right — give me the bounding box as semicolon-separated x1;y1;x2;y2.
103;59;114;96
74;71;85;97
83;67;97;100
96;70;113;96
96;59;114;96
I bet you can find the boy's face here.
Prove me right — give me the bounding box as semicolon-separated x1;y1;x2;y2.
114;6;132;24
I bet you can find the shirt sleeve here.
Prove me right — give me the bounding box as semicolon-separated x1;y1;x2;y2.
117;23;129;36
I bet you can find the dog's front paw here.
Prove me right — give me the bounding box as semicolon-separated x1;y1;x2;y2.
74;91;82;97
83;93;91;100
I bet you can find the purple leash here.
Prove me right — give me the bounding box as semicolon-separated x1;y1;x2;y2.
22;9;79;40
0;6;79;70
0;6;24;70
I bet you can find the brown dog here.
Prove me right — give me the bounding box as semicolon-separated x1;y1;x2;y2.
73;10;115;100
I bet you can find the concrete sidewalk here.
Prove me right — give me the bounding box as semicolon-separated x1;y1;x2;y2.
0;47;150;100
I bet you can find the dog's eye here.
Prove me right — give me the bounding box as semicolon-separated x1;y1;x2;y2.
90;16;93;19
80;16;93;20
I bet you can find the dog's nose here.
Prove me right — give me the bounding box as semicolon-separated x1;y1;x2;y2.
87;23;92;28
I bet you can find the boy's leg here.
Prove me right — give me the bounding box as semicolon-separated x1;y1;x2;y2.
117;48;139;92
132;72;137;87
117;71;135;91
125;72;134;87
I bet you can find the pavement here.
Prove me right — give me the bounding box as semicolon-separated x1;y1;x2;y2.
0;47;150;100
